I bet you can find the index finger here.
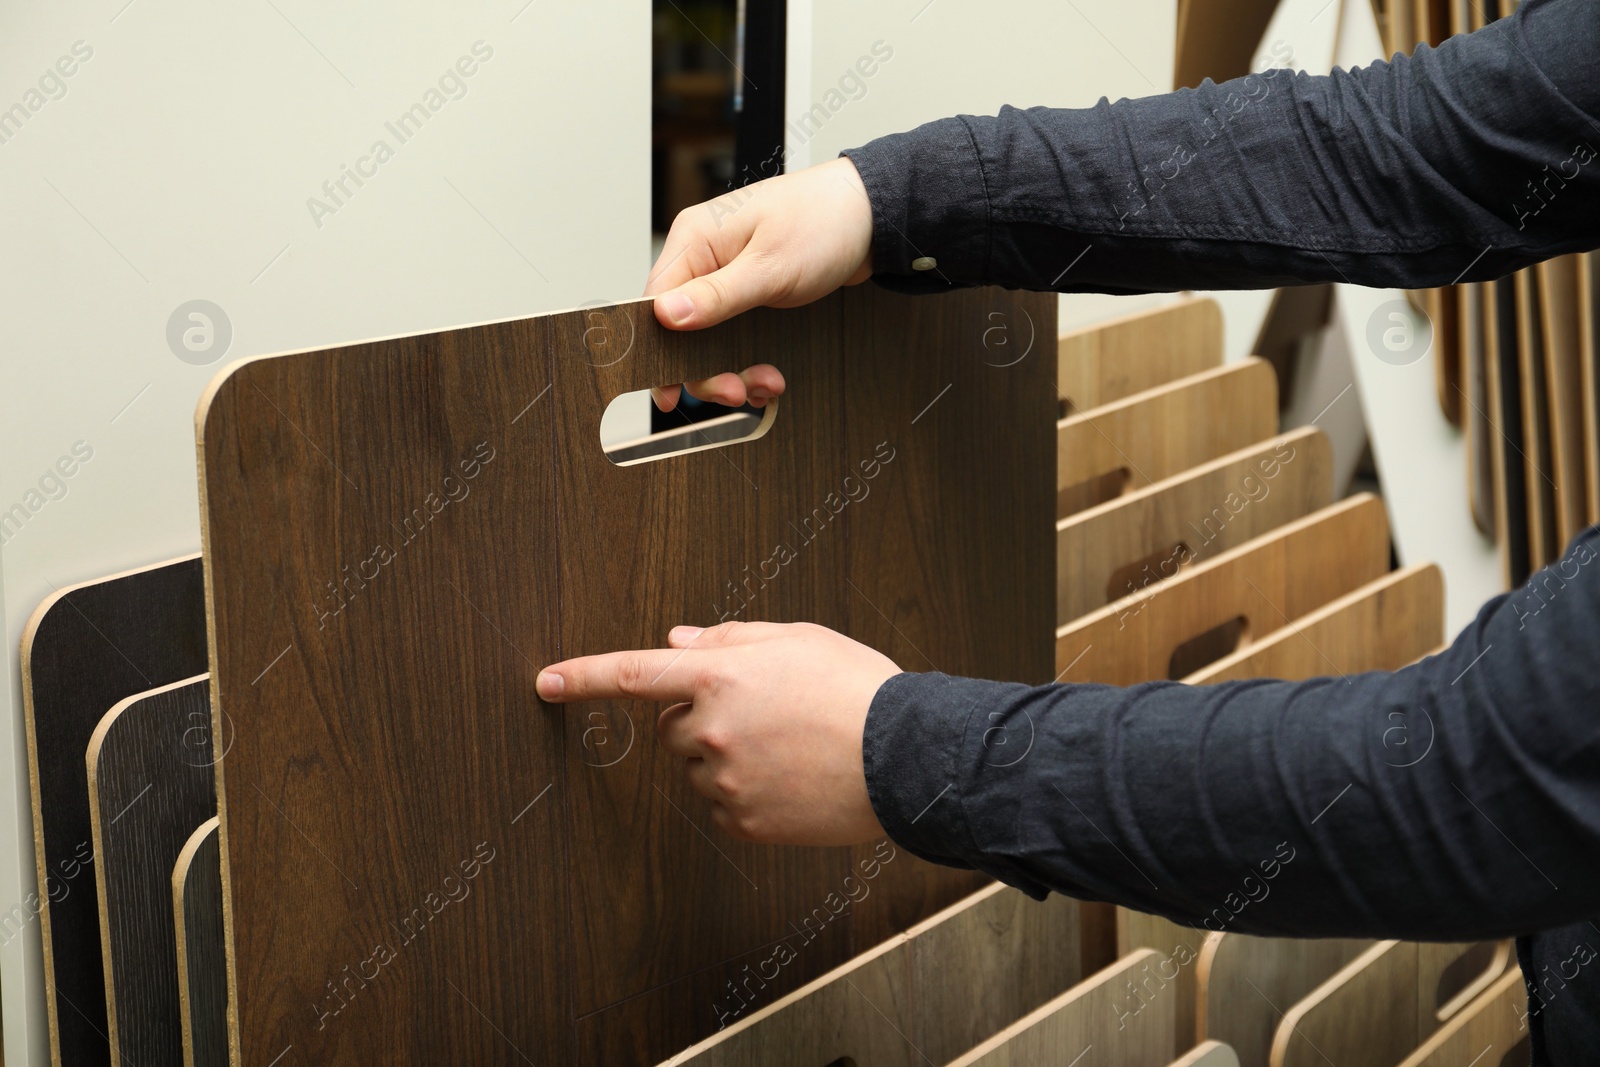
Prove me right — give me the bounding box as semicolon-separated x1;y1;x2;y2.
536;647;702;704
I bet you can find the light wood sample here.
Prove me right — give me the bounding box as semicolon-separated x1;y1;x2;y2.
1184;563;1443;683
1057;359;1279;518
1197;933;1372;1067
666;883;1079;1067
1055;496;1391;685
19;555;208;1067
946;949;1176;1067
1057;429;1332;623
1396;967;1529;1067
1269;940;1508;1067
1057;296;1222;416
173;817;226;1067
197;286;1056;1064
88;675;217;1067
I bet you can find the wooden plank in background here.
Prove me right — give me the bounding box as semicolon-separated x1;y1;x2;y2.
665;885;1080;1067
1486;276;1531;587
1184;564;1444;683
1198;933;1373;1067
1170;1042;1243;1067
946;949;1176;1067
1396;967;1529;1067
1576;252;1599;526
1055;496;1392;685
1057;296;1222;417
87;675;216;1067
1515;269;1559;569
1537;255;1588;545
1057;360;1279;518
1462;283;1495;535
18;555;208;1067
198;286;1055;1065
173;817;225;1067
1426;288;1462;427
1057;429;1332;624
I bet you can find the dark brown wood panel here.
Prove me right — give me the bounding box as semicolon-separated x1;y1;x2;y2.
19;554;208;1067
1515;269;1559;569
198;285;1055;1066
1486;276;1531;587
174;816;226;1067
87;675;217;1065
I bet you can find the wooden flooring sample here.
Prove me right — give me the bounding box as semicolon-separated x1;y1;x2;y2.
1515;269;1559;569
1537;255;1588;544
1427;287;1463;427
1486;276;1530;587
1057;429;1332;623
19;554;208;1067
1197;933;1372;1067
1184;563;1444;683
1116;912;1208;1051
197;286;1055;1065
666;883;1080;1067
87;675;216;1067
174;817;226;1067
946;949;1176;1067
1057;297;1222;416
1057;359;1278;518
1055;496;1391;685
1396;967;1529;1067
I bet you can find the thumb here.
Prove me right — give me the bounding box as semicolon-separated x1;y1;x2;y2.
654;256;780;331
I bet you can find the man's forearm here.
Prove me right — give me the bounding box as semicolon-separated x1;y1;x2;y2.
843;0;1600;296
864;526;1600;941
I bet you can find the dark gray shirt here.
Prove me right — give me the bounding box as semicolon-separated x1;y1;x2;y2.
841;1;1600;1062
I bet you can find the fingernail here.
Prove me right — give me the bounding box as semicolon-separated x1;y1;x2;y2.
536;671;564;699
672;625;706;642
660;291;694;325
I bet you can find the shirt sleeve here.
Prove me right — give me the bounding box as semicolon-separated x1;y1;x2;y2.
840;0;1600;296
862;526;1600;941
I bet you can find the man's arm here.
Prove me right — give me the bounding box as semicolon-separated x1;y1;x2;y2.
865;527;1600;941
845;0;1600;296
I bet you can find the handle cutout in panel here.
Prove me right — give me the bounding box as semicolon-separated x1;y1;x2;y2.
1060;467;1130;517
601;389;777;467
1105;541;1193;605
1168;615;1249;679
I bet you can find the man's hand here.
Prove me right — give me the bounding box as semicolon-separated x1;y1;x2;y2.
536;621;897;847
646;156;875;412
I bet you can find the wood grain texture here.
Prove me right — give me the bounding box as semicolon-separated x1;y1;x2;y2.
664;884;1080;1067
1426;287;1463;427
1268;940;1503;1067
197;286;1055;1066
1485;276;1531;587
1536;255;1588;544
1579;252;1600;526
1116;912;1209;1051
1055;496;1391;685
945;949;1176;1067
1056;297;1222;416
1056;360;1278;519
1184;564;1443;684
87;675;217;1067
174;817;226;1067
1462;283;1495;535
1515;269;1559;570
1170;1041;1242;1067
1197;933;1372;1067
18;554;208;1067
1057;429;1332;624
1396;967;1529;1067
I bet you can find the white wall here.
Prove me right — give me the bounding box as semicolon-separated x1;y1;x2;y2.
0;2;649;1061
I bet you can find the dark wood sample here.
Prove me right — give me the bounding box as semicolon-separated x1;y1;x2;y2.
1515;269;1559;570
1486;276;1531;588
19;554;208;1067
1462;283;1495;535
173;816;227;1067
87;675;217;1065
196;285;1056;1065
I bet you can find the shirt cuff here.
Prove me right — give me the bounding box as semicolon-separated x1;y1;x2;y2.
839;117;993;294
862;671;1052;899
